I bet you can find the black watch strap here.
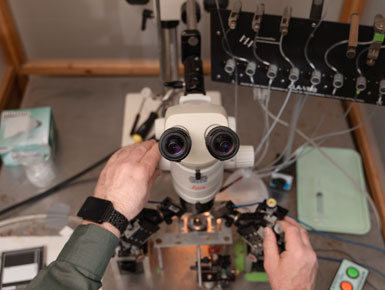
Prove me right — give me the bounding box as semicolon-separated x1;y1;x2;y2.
106;208;129;234
77;196;129;234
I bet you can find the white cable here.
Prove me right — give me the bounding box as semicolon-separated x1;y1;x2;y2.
253;78;273;167
253;104;382;230
325;39;374;74
215;0;240;130
0;214;81;229
254;82;294;158
279;34;295;70
253;33;271;66
304;17;325;71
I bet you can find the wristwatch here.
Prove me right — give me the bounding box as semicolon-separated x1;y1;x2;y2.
77;196;129;234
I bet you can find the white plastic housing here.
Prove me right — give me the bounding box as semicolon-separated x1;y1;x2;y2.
170;161;224;204
162;101;229;168
155;92;255;206
224;146;255;169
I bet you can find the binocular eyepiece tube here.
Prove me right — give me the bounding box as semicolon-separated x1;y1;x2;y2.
158;126;240;162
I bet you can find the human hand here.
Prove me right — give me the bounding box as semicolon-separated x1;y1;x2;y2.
263;216;318;290
84;140;161;237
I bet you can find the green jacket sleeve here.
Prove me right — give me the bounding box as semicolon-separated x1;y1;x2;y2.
26;224;120;290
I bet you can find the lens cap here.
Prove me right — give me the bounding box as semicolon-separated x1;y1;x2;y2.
159;127;192;162
206;126;239;161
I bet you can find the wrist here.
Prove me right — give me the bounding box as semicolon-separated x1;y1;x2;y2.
82;220;120;238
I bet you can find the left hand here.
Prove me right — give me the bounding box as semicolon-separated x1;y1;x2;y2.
84;140;161;237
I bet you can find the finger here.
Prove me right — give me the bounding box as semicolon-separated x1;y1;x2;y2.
284;216;303;229
108;144;138;164
279;220;305;251
140;142;161;171
284;217;312;248
263;227;280;270
119;140;156;163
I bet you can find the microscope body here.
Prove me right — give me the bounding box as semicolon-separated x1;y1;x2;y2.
156;94;254;212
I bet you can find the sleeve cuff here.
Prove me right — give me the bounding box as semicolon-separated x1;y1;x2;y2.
57;224;120;279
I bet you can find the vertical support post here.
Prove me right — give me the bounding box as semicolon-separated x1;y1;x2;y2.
157;247;164;270
0;0;28;108
309;0;324;21
196;245;202;287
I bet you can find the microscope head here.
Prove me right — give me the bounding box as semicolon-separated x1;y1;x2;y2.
155;94;254;212
155;95;239;169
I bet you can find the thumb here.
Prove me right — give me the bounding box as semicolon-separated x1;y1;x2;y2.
263;227;280;271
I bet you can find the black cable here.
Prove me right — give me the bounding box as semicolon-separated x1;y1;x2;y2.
316;249;379;290
0;150;117;218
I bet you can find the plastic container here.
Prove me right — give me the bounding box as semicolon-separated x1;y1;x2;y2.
12;149;56;188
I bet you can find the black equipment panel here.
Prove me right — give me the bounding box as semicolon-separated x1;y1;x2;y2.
210;9;385;106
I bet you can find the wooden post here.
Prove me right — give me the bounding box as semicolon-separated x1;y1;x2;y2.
0;0;27;95
340;0;385;240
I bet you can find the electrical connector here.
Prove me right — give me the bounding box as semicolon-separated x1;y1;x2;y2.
356;75;367;92
252;4;265;33
225;58;236;74
333;73;344;89
267;64;278;80
245;61;256;77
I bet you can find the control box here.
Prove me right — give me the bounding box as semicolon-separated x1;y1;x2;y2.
329;259;368;290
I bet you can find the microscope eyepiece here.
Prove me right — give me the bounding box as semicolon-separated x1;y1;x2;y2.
159;127;192;162
205;126;239;161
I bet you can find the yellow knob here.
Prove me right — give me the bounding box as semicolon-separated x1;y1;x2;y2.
132;134;143;143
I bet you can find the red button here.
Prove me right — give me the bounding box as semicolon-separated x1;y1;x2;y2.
340;281;353;290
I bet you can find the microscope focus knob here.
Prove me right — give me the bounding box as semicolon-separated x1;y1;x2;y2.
155;118;165;140
234;146;255;168
227;117;236;131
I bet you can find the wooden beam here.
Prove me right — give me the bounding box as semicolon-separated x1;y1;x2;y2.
20;59;212;76
340;0;367;23
0;0;26;69
0;0;28;94
340;0;385;239
0;65;16;111
346;104;385;239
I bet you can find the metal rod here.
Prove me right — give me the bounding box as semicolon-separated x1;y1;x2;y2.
157;247;164;270
196;245;202;287
155;0;165;90
186;0;197;30
161;27;179;82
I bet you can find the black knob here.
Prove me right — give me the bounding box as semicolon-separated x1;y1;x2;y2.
142;9;154;31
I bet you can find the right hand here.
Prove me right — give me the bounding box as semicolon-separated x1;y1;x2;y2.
263;217;318;290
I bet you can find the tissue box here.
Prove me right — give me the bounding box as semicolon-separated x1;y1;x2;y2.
0;107;56;166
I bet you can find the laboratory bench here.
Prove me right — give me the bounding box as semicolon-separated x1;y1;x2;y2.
0;76;384;290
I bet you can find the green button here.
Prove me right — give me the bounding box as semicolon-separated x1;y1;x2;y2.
347;267;359;279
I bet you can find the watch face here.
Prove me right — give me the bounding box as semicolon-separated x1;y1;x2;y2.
77;197;113;223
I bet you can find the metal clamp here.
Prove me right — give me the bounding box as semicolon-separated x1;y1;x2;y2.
280;6;292;36
252;4;265;33
228;1;242;30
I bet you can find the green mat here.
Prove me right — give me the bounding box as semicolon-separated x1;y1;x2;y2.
297;147;370;235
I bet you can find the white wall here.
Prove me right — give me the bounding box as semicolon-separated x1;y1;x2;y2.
7;0;383;60
361;0;385;25
7;0;344;60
